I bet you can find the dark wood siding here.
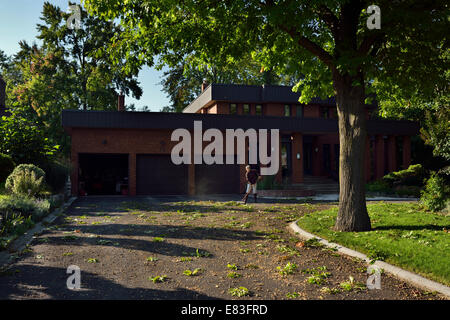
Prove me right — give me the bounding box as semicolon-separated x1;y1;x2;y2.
62;110;419;136
136;155;188;195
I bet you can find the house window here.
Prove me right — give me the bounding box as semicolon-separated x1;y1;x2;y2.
284;104;291;117
321;107;330;118
243;104;250;115
230;103;237;115
296;105;303;117
255;104;262;116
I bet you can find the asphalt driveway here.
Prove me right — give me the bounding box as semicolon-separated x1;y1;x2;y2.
0;196;442;300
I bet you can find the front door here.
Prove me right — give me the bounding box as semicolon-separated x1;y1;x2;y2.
303;142;312;175
323;144;331;175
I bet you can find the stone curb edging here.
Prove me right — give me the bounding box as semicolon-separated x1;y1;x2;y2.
260;195;419;202
0;196;78;268
289;220;450;299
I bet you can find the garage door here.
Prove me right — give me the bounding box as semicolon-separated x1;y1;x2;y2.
195;163;240;194
136;155;188;195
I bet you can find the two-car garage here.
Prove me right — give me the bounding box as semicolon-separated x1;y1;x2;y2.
78;153;240;196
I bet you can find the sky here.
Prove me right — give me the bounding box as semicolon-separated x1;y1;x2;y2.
0;0;170;111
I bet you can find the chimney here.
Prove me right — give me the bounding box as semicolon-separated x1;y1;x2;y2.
118;92;125;112
0;76;6;113
201;79;209;92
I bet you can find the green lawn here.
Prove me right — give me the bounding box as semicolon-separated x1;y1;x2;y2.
296;202;450;286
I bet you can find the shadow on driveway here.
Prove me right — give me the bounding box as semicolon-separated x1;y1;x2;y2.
0;264;216;300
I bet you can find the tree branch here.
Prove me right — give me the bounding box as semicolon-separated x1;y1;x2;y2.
281;26;335;70
358;33;385;56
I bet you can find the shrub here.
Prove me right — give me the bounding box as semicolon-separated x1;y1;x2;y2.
0;153;15;184
382;164;427;187
39;161;70;193
420;172;450;212
257;175;283;190
0;213;34;238
5;164;46;197
366;180;392;193
394;185;422;197
258;175;275;190
0;195;51;221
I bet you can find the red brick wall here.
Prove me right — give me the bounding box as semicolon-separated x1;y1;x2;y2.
375;135;385;179
264;103;284;117
216;102;230;114
303;105;320;118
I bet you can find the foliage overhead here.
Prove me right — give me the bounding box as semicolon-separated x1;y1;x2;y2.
82;0;448;106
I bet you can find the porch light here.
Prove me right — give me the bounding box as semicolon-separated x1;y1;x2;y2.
296;153;301;159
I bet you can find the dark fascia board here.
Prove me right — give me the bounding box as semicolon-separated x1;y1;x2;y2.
62;110;419;135
182;84;376;113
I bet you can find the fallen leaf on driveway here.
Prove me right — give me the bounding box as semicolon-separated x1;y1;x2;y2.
296;241;305;248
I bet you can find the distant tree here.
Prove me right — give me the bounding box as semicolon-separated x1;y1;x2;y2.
15;2;142;111
0;50;9;74
0;108;59;165
5;2;143;155
160;55;291;112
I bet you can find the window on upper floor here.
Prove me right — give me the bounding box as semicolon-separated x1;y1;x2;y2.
296;105;303;117
243;104;250;115
255;104;262;116
284;104;291;117
230;103;237;115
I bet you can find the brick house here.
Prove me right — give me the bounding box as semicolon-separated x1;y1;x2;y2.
61;83;418;196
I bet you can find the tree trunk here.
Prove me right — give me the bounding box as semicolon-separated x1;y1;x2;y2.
333;72;371;232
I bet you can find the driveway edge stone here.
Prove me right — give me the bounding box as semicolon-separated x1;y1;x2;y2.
0;196;78;268
289;220;450;299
